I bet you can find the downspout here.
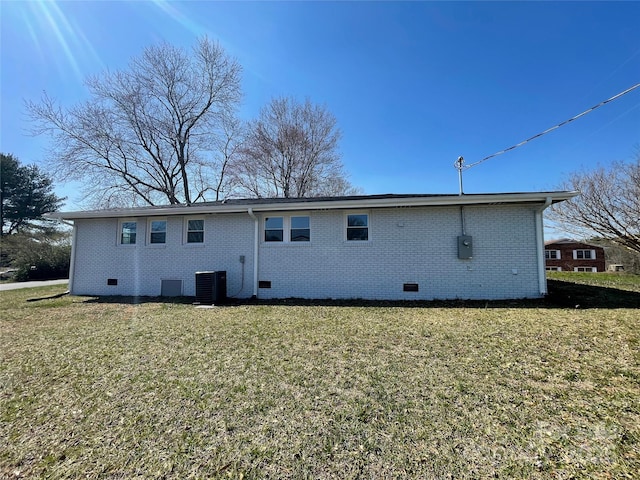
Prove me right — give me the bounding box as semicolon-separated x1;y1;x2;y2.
60;219;76;294
247;208;259;299
535;197;552;296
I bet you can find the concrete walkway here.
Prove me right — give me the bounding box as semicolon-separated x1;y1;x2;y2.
0;279;69;291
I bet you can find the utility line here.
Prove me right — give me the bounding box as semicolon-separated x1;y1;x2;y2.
456;82;640;172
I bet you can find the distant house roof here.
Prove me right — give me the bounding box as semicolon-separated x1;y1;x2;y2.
49;191;578;221
545;238;603;248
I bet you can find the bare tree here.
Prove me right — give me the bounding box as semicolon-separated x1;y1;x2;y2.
27;37;242;207
234;97;357;198
549;155;640;254
192;115;247;202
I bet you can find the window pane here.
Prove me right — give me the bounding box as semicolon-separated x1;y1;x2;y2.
265;230;283;242
291;229;310;242
347;227;368;241
187;231;204;243
151;220;166;232
347;214;368;227
265;217;283;229
291;216;309;229
150;232;166;244
188;219;204;231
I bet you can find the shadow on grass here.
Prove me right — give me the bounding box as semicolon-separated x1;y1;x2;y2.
544;279;640;309
77;280;640;309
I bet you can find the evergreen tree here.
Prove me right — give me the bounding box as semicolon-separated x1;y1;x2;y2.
1;153;64;235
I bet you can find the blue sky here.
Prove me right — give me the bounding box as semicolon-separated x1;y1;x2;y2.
1;1;639;212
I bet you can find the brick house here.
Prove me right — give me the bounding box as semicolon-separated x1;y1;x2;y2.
49;191;576;301
544;238;606;272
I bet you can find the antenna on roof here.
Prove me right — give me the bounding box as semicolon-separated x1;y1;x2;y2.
454;156;464;195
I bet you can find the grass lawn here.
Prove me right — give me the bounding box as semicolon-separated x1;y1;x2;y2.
1;279;639;479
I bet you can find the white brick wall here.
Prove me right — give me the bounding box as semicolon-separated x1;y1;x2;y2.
72;214;254;298
71;204;543;300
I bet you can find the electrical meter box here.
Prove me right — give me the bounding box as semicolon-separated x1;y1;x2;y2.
458;235;473;259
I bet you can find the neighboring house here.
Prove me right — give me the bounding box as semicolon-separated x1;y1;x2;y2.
49;191;576;301
544;238;606;272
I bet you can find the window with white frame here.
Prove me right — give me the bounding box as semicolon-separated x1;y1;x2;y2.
186;218;204;243
574;266;597;272
346;213;369;241
149;219;167;244
264;215;310;243
574;249;595;259
265;216;284;242
119;220;137;245
290;216;310;242
545;250;561;260
546;266;562;271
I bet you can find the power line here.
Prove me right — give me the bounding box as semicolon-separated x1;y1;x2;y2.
456;82;640;172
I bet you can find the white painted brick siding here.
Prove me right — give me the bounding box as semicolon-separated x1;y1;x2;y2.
71;204;543;300
72;214;254;298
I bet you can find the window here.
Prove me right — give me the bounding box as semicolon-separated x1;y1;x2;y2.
574;249;594;259
120;220;137;245
290;216;310;242
347;213;369;241
186;219;204;243
265;217;284;242
545;250;560;260
263;215;310;243
546;266;562;271
149;219;167;244
574;266;597;272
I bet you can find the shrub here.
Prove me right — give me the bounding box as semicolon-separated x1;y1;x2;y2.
0;231;70;281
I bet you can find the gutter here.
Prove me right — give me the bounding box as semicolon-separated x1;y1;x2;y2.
247;208;259;299
535;197;553;296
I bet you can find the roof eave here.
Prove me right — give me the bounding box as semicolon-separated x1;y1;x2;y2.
47;191;579;221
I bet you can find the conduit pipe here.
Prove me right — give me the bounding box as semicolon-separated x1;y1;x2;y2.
535;197;552;296
247;208;259;299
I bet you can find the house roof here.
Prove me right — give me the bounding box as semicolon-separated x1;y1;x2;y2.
545;238;603;248
48;191;579;220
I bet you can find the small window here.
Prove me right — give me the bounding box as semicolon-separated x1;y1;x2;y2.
290;216;310;242
120;221;137;245
575;249;593;259
149;219;167;244
265;217;283;242
186;219;204;243
347;214;369;241
574;266;597;273
546;266;562;271
545;250;560;260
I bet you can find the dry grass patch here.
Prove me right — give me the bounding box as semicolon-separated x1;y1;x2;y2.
1;285;638;478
